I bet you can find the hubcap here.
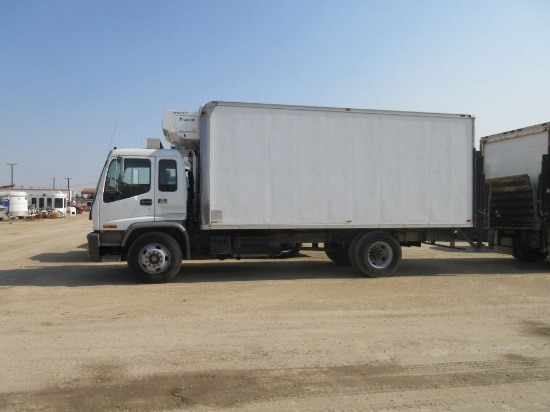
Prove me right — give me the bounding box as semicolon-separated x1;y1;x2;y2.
139;244;170;274
367;241;393;269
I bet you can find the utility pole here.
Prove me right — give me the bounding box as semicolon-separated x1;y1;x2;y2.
7;163;17;186
66;177;72;204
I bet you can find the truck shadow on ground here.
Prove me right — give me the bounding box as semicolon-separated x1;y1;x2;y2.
1;255;549;288
175;260;358;284
397;257;550;277
176;257;550;283
30;250;90;263
0;261;359;287
0;264;135;287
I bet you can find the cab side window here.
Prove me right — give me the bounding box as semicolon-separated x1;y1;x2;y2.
159;159;177;192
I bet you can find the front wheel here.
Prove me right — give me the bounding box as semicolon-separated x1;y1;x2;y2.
127;232;182;283
352;232;402;277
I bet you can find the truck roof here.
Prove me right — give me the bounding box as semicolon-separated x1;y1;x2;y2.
109;148;182;157
200;101;475;119
481;121;550;144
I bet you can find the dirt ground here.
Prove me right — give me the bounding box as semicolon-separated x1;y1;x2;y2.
0;215;549;411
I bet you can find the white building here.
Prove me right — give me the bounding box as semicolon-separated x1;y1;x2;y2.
1;188;73;215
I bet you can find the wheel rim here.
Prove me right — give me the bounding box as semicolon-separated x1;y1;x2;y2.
138;243;170;274
366;241;393;269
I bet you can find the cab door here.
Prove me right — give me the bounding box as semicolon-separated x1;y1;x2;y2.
99;156;155;230
155;157;186;221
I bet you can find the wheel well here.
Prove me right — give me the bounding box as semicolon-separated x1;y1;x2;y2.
122;227;187;261
327;230;399;247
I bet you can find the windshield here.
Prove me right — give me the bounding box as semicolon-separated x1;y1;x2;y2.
90;151;113;215
103;156;151;203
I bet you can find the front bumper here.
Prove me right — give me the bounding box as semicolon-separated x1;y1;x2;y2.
87;232;102;262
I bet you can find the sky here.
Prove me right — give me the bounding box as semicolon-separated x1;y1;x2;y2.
1;0;550;191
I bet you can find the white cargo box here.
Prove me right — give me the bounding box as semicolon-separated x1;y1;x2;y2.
199;102;475;230
482;122;550;189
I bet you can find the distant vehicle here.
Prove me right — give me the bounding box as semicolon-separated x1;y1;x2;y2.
482;122;550;261
87;101;479;283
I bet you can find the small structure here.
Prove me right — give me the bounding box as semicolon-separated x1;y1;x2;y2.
0;191;29;220
27;190;68;215
0;188;78;220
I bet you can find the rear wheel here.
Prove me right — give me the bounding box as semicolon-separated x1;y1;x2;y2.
352;232;402;277
512;244;548;262
277;243;302;258
348;234;362;269
127;232;182;283
325;243;352;265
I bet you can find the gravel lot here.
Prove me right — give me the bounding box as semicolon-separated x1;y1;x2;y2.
0;215;549;411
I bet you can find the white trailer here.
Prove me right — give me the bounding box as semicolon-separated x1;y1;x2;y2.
482;121;550;261
88;101;478;283
27;190;68;214
0;191;29;219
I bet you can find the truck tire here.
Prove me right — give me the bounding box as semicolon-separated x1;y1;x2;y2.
512;244;548;263
277;243;302;258
352;231;402;277
348;234;362;269
127;232;182;283
325;243;352;265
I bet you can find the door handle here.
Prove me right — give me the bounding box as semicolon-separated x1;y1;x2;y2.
140;199;152;206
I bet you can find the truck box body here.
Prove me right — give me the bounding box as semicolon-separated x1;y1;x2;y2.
483;123;550;189
482;122;550;231
199;102;475;230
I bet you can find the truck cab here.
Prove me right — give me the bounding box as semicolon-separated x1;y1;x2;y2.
88;148;191;281
92;148;187;230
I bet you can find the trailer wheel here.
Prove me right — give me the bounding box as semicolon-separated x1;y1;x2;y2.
352;232;402;277
325;243;352;265
512;244;548;263
277;243;302;258
127;232;182;283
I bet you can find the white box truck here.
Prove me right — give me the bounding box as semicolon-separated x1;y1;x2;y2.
482;121;550;261
87;101;478;282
